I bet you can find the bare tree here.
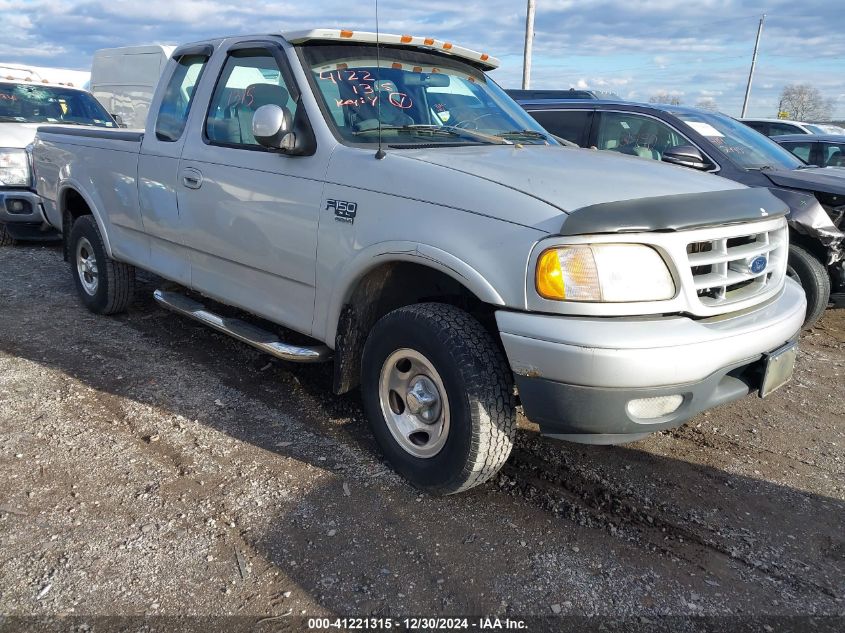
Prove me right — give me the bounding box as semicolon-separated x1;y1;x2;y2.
777;84;834;121
695;97;719;111
649;92;682;105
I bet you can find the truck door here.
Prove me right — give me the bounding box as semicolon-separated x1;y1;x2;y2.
137;46;211;283
176;41;328;336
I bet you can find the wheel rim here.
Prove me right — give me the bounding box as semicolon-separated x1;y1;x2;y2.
378;348;450;459
76;237;99;296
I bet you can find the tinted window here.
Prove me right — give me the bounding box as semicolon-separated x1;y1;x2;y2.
822;143;845;167
528;110;590;145
743;121;769;135
596;112;692;161
780;141;813;163
767;122;804;136
155;54;208;142
206;50;298;147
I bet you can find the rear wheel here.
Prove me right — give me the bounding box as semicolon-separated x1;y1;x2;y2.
787;244;830;329
361;302;516;495
68;215;135;314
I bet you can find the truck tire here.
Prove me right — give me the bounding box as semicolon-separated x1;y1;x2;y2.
0;223;14;246
361;302;516;495
68;215;135;315
787;244;830;329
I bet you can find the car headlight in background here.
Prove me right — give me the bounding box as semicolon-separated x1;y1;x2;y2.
0;148;31;187
535;244;675;302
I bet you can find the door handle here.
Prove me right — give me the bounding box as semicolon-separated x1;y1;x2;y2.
181;168;203;189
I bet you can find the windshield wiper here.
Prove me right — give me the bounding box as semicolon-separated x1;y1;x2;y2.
353;124;510;145
496;129;550;142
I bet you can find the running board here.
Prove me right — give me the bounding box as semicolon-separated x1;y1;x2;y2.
153;289;331;363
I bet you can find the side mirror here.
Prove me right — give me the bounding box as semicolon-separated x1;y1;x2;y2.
252;104;295;151
111;114;126;128
662;145;711;170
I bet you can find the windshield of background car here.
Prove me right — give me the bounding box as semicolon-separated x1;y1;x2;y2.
675;110;804;170
299;43;557;146
0;83;115;127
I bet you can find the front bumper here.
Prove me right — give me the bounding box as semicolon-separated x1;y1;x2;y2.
496;278;806;443
0;189;59;241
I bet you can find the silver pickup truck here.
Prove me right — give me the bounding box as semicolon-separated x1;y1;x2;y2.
33;29;806;494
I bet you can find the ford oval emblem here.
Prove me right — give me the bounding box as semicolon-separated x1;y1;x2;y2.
750;255;767;274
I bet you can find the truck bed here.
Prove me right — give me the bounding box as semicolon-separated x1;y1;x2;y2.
33;125;145;244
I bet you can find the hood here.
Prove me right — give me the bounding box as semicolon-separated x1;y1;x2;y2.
0;122;41;148
397;144;744;212
765;166;845;196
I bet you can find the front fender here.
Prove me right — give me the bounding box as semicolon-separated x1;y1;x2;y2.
323;240;507;345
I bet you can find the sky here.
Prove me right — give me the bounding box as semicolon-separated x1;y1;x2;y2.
1;0;843;119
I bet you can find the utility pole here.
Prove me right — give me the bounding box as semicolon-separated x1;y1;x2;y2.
740;14;765;118
522;0;536;89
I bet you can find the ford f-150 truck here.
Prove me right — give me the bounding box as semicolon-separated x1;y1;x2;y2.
33;30;806;494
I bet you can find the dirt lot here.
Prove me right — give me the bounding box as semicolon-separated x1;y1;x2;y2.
1;244;843;630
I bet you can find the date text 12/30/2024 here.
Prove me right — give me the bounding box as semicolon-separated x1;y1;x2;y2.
307;617;528;630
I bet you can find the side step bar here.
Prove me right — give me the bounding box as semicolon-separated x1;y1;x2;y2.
153;289;331;363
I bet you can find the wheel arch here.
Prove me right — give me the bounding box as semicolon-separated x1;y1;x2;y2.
328;244;507;394
57;180;113;260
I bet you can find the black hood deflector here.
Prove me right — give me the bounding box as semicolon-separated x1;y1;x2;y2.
560;187;787;236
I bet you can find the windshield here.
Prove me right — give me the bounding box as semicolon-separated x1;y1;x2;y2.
299;43;557;147
674;110;804;170
0;83;115;127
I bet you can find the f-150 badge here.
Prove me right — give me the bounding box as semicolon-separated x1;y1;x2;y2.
327;199;357;224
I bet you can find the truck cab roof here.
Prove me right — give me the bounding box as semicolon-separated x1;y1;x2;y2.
282;28;500;70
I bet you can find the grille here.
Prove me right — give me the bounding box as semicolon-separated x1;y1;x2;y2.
686;223;788;308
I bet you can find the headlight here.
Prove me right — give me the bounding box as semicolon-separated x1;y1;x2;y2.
0;148;30;187
535;244;675;302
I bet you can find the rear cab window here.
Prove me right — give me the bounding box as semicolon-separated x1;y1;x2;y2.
155;54;209;142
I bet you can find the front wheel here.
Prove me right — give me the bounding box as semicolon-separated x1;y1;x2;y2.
787;244;830;329
361;303;517;495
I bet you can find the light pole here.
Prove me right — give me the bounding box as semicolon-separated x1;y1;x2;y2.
740;14;765;118
522;0;536;89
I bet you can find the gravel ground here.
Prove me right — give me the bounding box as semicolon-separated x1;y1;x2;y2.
1;244;843;630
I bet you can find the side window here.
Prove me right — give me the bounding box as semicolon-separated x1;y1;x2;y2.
205;50;297;147
822;143;845;167
528;110;590;146
595;112;690;161
155;54;208;142
780;141;813;163
744;121;769;135
768;122;802;136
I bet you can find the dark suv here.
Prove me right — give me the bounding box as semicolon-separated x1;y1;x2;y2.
513;98;845;326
